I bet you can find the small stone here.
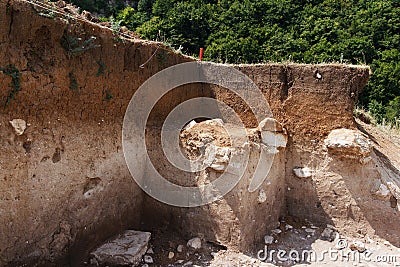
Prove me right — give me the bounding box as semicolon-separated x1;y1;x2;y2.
349;241;366;253
203;118;224;127
264;235;274;244
258;118;283;132
360;156;372;164
285;224;293;231
293;167;312;178
146;248;154;254
177;244;184;253
305;228;316;234
144;255;154;264
258;189;267;203
320;227;335;242
210;163;226;171
271;229;282;235
176;260;184;264
183;261;193;266
326;224;336;229
373;182;391;199
142;265;149;267
9;119;27;135
168;251;175;259
187;237;202;249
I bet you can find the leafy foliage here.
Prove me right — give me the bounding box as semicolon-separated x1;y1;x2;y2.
71;0;400;122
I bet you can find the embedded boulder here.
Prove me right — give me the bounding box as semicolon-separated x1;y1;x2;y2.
90;230;151;266
257;118;287;154
324;128;372;163
293;167;312;178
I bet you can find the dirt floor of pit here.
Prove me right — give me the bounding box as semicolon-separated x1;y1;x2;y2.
98;121;400;267
112;216;400;267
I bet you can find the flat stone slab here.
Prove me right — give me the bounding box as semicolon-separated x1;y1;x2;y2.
90;230;151;266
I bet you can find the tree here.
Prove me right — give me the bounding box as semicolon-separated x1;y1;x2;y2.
72;0;400;123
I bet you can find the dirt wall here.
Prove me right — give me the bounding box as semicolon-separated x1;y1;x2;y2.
0;0;190;265
3;0;395;266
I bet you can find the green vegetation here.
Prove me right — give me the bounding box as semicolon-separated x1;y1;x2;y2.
61;30;100;58
70;0;399;123
157;50;167;67
110;16;122;33
66;0;125;17
104;89;113;101
31;3;56;18
1;64;21;107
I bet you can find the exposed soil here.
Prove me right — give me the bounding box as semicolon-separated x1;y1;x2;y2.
0;1;399;266
130;215;400;267
357;120;400;172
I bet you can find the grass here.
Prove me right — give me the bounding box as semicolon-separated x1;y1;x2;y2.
157;50;167;67
61;30;100;58
354;106;400;133
30;3;56;19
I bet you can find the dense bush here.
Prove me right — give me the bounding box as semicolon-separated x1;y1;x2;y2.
71;0;399;123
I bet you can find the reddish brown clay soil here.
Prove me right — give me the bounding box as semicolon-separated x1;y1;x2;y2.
0;1;399;266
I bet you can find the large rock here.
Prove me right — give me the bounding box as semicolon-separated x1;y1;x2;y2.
258;118;287;153
324;128;372;163
90;230;151;266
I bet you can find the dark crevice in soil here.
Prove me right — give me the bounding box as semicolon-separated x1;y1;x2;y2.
281;65;293;102
7;1;14;38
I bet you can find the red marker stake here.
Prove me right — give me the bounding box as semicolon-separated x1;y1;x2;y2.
199;48;204;61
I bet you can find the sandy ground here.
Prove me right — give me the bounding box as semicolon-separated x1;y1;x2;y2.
143;218;400;267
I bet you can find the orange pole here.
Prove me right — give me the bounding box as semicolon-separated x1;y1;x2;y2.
199;48;204;61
